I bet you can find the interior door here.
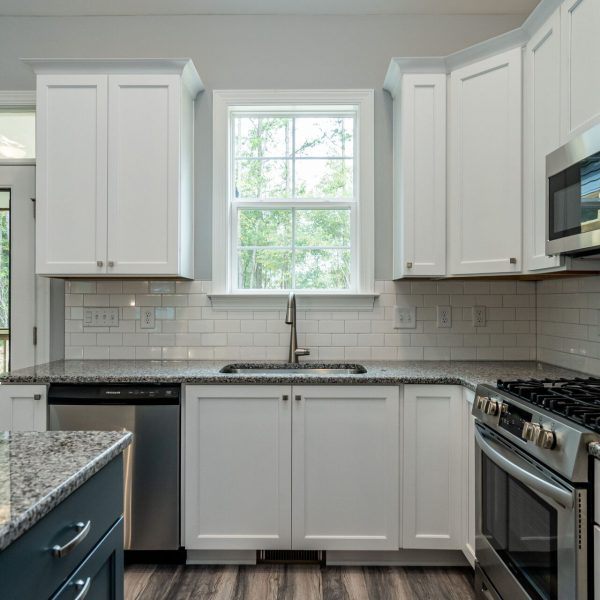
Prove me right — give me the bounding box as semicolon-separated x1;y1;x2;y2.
0;164;48;370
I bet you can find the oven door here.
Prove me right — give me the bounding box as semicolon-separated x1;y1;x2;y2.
474;423;587;600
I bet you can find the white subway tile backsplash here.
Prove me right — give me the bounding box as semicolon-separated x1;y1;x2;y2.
65;279;538;362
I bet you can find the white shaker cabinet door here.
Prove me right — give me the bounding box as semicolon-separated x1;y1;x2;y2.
393;73;446;278
402;385;463;550
107;74;181;276
0;385;47;431
36;74;108;276
448;48;522;275
462;387;476;566
561;0;600;139
184;385;292;550
524;9;563;272
291;385;399;550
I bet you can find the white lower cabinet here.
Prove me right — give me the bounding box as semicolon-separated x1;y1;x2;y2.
402;385;463;550
184;385;292;550
462;388;476;566
292;386;399;550
0;385;47;431
184;384;399;551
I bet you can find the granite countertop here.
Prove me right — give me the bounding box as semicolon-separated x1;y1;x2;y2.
0;358;588;391
0;430;132;551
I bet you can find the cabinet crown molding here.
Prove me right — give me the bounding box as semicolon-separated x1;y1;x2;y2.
384;0;563;95
22;58;204;97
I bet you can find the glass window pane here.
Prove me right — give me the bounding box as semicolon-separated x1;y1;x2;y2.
233;116;292;158
238;249;292;289
235;159;292;199
295;209;350;247
295;158;353;198
294;249;350;290
294;117;353;157
238;209;292;247
0;111;35;159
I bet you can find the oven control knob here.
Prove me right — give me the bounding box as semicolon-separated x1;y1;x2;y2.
476;396;488;411
536;428;556;450
484;399;499;416
522;422;535;442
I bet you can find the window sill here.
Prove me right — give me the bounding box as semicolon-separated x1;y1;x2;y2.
208;293;378;311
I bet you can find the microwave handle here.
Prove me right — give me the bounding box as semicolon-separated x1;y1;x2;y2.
474;426;574;509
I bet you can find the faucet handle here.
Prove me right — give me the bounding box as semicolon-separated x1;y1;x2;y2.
295;348;310;357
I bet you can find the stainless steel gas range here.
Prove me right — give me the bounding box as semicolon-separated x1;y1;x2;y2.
472;378;600;600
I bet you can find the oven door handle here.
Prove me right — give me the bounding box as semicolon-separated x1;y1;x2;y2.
474;426;574;509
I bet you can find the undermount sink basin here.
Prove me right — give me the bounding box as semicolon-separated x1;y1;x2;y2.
219;363;367;375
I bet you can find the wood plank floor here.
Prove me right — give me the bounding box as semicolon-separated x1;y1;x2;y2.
125;564;476;600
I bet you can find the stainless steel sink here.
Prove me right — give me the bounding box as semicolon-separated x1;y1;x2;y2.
220;363;367;375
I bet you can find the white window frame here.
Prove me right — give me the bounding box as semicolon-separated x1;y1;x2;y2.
211;90;375;310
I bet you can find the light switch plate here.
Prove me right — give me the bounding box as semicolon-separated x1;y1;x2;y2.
83;308;119;327
394;305;416;329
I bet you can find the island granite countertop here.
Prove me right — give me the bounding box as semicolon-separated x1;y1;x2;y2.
0;430;132;551
0;358;589;391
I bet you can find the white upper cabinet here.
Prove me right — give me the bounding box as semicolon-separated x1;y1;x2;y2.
448;48;522;275
524;10;563;272
561;0;600;139
388;72;446;278
32;59;202;278
36;75;108;276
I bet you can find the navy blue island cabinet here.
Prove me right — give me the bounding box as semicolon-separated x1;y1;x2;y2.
2;455;125;600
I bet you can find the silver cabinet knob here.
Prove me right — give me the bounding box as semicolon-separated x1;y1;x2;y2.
406;261;413;269
509;257;517;264
96;260;104;267
108;261;115;267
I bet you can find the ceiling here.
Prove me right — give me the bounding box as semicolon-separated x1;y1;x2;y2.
0;0;540;16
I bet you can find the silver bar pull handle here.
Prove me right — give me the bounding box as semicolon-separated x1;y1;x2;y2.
51;520;91;558
282;395;289;401
72;577;91;600
474;426;573;509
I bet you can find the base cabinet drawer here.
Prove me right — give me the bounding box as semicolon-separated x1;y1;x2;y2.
51;518;124;600
1;456;123;600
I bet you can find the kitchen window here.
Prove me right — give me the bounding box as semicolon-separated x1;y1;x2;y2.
212;90;374;307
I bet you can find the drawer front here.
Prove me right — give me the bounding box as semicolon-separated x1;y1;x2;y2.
1;455;123;600
51;518;124;600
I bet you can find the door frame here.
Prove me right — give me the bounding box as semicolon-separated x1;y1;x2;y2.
0;91;55;369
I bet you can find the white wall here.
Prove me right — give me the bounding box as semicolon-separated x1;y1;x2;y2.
0;13;524;280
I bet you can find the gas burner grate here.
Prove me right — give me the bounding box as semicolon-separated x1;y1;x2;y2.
497;377;600;432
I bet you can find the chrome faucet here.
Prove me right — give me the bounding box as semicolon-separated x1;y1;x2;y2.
285;292;310;364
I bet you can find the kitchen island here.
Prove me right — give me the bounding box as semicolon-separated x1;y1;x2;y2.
0;430;132;600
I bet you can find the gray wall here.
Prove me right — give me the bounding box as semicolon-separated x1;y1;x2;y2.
0;13;524;280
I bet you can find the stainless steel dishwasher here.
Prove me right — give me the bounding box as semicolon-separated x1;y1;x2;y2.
48;384;181;558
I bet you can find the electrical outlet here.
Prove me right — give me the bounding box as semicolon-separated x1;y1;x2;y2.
140;307;155;329
473;305;486;327
83;308;119;327
394;305;416;329
437;305;452;328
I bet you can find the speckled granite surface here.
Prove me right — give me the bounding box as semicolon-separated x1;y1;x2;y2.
0;358;588;390
0;430;132;551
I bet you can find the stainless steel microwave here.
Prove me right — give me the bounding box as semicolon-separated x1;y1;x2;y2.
546;121;600;256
